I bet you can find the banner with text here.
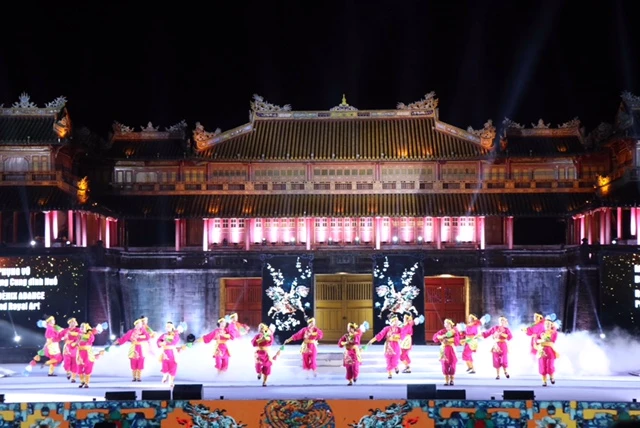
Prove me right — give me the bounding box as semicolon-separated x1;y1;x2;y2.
372;254;425;345
261;254;314;343
0;255;88;348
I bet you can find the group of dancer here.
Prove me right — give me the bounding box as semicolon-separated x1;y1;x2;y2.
427;312;559;386
31;310;559;388
27;315;108;388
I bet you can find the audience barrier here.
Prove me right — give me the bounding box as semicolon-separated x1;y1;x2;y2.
0;399;639;427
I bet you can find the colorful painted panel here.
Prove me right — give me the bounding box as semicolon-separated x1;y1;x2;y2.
260;254;314;343
372;254;426;344
1;400;639;427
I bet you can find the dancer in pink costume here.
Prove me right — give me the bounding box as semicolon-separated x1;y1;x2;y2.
199;318;232;374
43;316;63;376
227;313;250;338
461;314;483;374
338;322;367;385
367;315;403;379
157;321;181;386
115;318;151;381
399;313;425;374
482;316;513;379
537;318;559;387
523;312;546;357
433;319;461;386
284;317;324;377
251;323;274;386
59;317;81;382
76;323;96;388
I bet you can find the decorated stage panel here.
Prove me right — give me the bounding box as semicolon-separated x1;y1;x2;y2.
1;399;639;427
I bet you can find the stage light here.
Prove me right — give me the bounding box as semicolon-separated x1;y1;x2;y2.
392;236;398;244
110;334;116;341
600;333;606;339
30;240;36;246
66;240;71;246
612;239;618;245
13;335;20;343
417;236;423;243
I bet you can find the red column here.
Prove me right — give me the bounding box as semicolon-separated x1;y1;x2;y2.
375;217;382;250
67;210;74;243
175;219;181;251
605;208;612;244
105;218;111;248
434;217;442;249
81;213;87;247
579;215;585;242
477;216;486;249
599;210;606;245
632;207;637;237
506;216;514;249
244;218;251;251
52;211;58;240
44;211;51;248
586;213;592;245
202;218;209;251
617;207;622;242
306;218;312;251
636;213;640;245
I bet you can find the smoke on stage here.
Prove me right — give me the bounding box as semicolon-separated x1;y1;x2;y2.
90;333;303;383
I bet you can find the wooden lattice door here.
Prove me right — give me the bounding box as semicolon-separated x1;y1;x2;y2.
424;277;467;340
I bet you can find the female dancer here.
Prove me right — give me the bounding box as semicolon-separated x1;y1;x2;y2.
157;321;181;386
399;313;424;374
227;313;250;338
433;319;461;386
76;323;96;388
115;318;152;382
199;318;233;374
251;323;275;387
284;317;324;378
43;316;63;377
524;313;546;357
537;318;559;387
59;317;80;382
338;322;364;386
367;315;402;379
482;316;512;379
461;314;482;374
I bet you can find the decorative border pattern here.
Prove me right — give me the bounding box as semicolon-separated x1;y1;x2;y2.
0;399;638;427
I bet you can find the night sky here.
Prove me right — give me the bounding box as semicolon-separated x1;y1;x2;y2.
2;1;637;137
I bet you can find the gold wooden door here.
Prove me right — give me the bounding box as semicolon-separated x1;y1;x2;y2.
315;274;373;342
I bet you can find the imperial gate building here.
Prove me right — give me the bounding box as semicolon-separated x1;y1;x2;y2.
1;91;640;343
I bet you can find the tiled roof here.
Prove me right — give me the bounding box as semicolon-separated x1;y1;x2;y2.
502;135;585;157
197;117;491;161
98;192;592;219
0;116;59;144
0;186;97;212
105;139;192;160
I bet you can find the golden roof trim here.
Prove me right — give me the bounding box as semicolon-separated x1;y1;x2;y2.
0;93;66;116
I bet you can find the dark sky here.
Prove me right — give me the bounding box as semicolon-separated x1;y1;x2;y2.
1;1;637;137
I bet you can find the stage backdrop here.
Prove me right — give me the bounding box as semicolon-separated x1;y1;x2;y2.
0;255;88;348
600;251;640;335
261;254;314;343
372;254;425;345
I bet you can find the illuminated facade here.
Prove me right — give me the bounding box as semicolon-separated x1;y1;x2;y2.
2;91;640;337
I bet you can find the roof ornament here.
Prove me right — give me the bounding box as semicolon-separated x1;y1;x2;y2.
193;122;221;150
13;92;37;109
532;118;550;129
502;117;524;129
165;120;188;132
396;91;439;110
45;96;67;109
140;122;159;132
250;94;291;112
330;94;358;111
558;117;580;129
622;91;640;109
112;121;134;134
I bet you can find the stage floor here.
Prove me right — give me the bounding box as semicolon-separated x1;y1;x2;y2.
1;345;638;403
